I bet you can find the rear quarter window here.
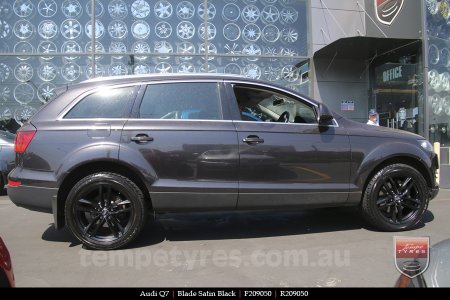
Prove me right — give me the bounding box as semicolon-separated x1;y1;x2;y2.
64;86;136;119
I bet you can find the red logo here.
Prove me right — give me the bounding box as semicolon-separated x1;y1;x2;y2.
375;0;404;25
394;237;430;278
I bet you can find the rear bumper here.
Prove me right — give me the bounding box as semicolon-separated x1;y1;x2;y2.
7;167;58;214
7;184;56;214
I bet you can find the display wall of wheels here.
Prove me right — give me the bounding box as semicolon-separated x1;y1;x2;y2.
0;0;309;127
426;0;450;141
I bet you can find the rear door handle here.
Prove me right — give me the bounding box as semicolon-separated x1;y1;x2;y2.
243;135;264;144
131;134;154;143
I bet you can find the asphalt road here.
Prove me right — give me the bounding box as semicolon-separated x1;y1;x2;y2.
1;195;449;287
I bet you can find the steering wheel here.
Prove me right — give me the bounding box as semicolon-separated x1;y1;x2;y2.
277;111;290;123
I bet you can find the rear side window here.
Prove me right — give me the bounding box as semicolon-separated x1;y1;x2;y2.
139;82;222;120
64;86;136;119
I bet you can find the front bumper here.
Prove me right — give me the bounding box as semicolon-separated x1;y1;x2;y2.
430;154;439;200
430;186;439;200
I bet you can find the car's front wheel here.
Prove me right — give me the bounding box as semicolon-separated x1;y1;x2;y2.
65;172;147;250
361;164;429;231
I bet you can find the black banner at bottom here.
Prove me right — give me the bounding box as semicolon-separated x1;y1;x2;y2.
139;288;309;298
1;287;438;297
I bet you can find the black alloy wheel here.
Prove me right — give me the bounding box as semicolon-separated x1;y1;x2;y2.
361;164;429;231
65;173;147;250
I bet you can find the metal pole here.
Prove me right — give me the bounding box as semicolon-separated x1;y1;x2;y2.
203;0;208;72
91;0;96;77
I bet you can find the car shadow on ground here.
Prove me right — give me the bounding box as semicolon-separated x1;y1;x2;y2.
129;207;364;249
41;225;82;247
40;208;435;250
132;207;435;248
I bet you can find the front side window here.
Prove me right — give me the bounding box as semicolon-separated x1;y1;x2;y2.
233;86;317;124
65;86;136;119
139;82;222;120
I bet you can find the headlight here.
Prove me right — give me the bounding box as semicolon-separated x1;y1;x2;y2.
419;140;434;152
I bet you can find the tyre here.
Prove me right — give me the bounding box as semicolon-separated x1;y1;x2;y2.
361;164;429;231
65;172;148;250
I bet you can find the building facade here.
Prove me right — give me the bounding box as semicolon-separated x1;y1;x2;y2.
310;0;450;186
0;0;449;184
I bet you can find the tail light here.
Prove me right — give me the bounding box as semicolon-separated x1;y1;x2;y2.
14;130;36;153
7;180;21;187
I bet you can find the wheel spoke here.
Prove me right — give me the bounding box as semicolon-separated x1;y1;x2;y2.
89;218;106;237
379;204;394;213
83;215;101;235
391;206;397;223
106;185;112;202
111;207;131;215
403;196;421;205
387;177;400;194
384;206;392;216
78;199;94;206
110;216;125;234
397;204;403;221
77;199;98;214
116;200;131;206
106;218;120;237
382;179;396;196
76;206;97;214
377;196;392;206
400;177;413;194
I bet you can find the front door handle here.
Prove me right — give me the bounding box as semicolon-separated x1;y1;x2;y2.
243;135;264;144
131;134;154;143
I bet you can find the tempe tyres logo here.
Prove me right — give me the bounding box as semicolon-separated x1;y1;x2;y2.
394;237;429;278
375;0;405;25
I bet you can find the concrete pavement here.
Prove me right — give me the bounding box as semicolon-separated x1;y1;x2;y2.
0;194;449;287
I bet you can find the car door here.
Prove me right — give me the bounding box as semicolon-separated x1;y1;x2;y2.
120;80;239;211
225;82;351;208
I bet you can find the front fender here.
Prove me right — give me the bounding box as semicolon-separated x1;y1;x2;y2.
351;138;433;190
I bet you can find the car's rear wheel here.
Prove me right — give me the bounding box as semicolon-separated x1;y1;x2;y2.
361;164;429;231
65;172;147;250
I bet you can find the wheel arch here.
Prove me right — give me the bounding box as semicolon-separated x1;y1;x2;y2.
360;155;433;205
55;160;154;229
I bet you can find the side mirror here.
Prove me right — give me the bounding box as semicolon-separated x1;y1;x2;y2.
317;104;334;125
319;114;334;125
